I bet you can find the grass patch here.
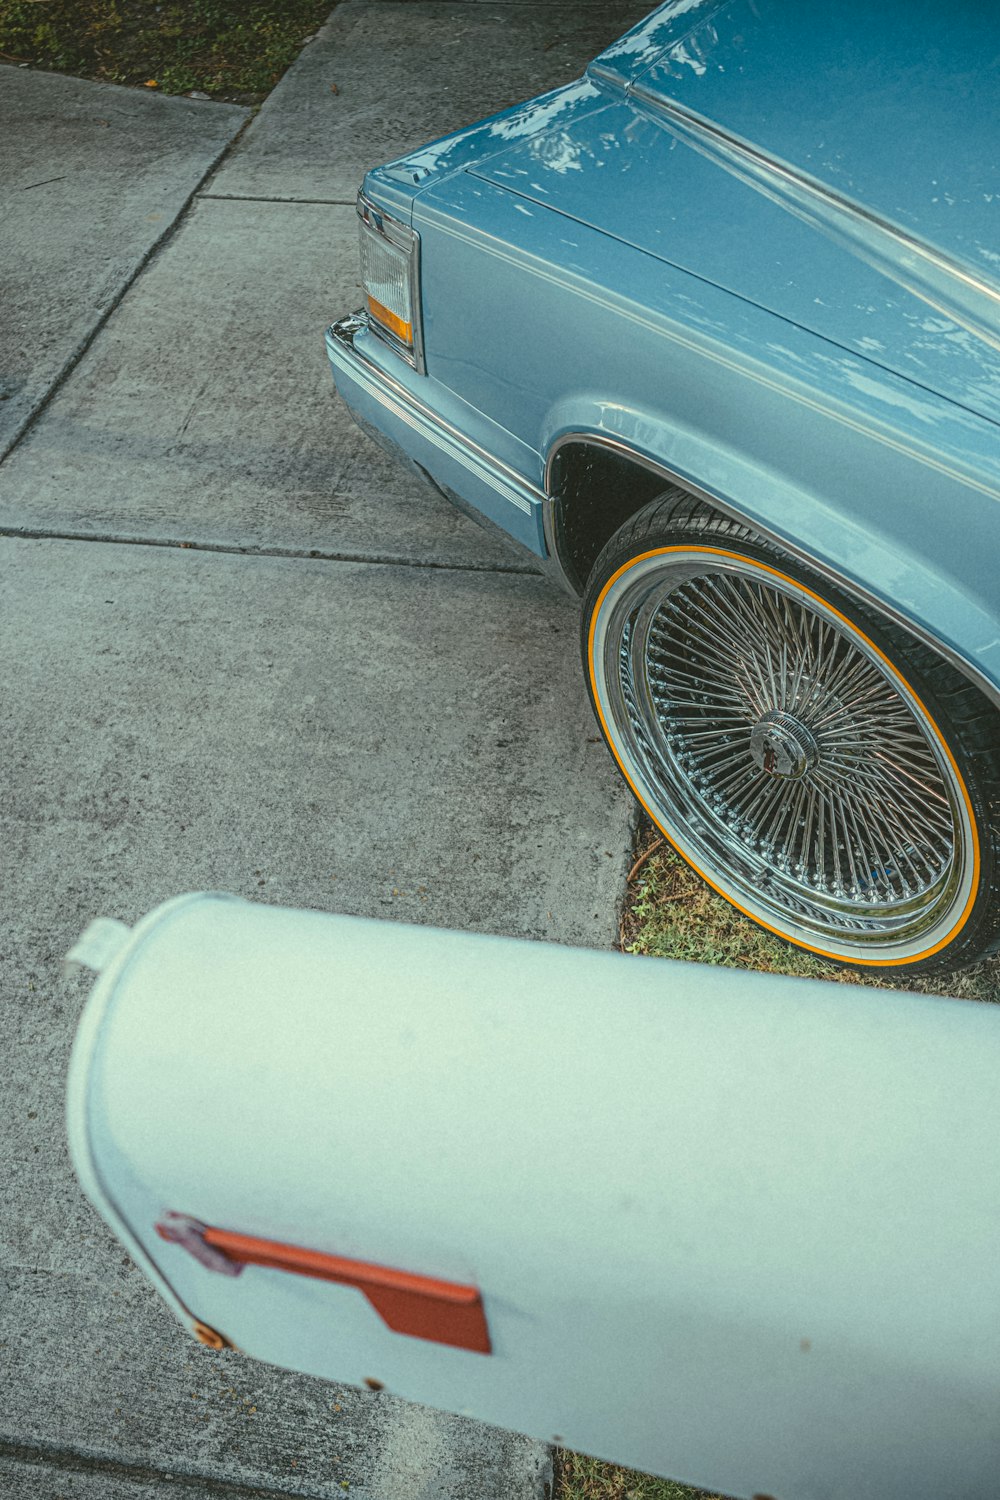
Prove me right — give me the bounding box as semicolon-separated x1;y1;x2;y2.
0;0;335;102
621;816;1000;1004
621;828;833;979
556;1451;728;1500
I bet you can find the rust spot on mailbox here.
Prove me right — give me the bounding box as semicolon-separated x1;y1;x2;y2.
192;1320;234;1350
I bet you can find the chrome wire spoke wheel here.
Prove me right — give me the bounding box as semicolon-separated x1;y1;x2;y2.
587;544;980;967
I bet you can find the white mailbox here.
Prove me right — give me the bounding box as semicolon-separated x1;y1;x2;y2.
67;893;1000;1500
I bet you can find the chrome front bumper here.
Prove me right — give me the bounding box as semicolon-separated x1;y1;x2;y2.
325;312;548;558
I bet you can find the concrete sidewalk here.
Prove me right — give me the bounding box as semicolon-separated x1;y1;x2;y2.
0;68;248;460
1;3;650;1496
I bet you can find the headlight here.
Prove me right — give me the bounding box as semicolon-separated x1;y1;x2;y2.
357;192;425;372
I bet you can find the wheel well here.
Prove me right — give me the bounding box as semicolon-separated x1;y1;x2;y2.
548;441;696;594
548;438;1000;725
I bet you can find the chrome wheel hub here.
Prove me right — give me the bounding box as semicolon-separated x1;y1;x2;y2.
591;548;976;963
749;710;819;779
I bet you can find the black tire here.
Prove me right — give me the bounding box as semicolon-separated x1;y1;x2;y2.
581;490;1000;976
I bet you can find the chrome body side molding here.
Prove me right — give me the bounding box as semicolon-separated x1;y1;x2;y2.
327;315;999;713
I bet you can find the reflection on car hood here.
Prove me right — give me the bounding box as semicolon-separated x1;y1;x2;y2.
591;0;999;287
468;0;1000;425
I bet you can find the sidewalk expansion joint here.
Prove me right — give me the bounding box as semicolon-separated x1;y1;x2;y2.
0;1437;337;1499
198;193;358;206
0;526;541;576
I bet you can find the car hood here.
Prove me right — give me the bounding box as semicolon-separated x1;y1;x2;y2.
468;0;1000;426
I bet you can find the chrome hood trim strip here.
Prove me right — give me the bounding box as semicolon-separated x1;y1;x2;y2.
630;88;1000;358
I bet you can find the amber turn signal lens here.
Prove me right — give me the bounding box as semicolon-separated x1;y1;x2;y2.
365;294;413;346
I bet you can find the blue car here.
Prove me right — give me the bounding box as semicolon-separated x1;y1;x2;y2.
327;0;1000;978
